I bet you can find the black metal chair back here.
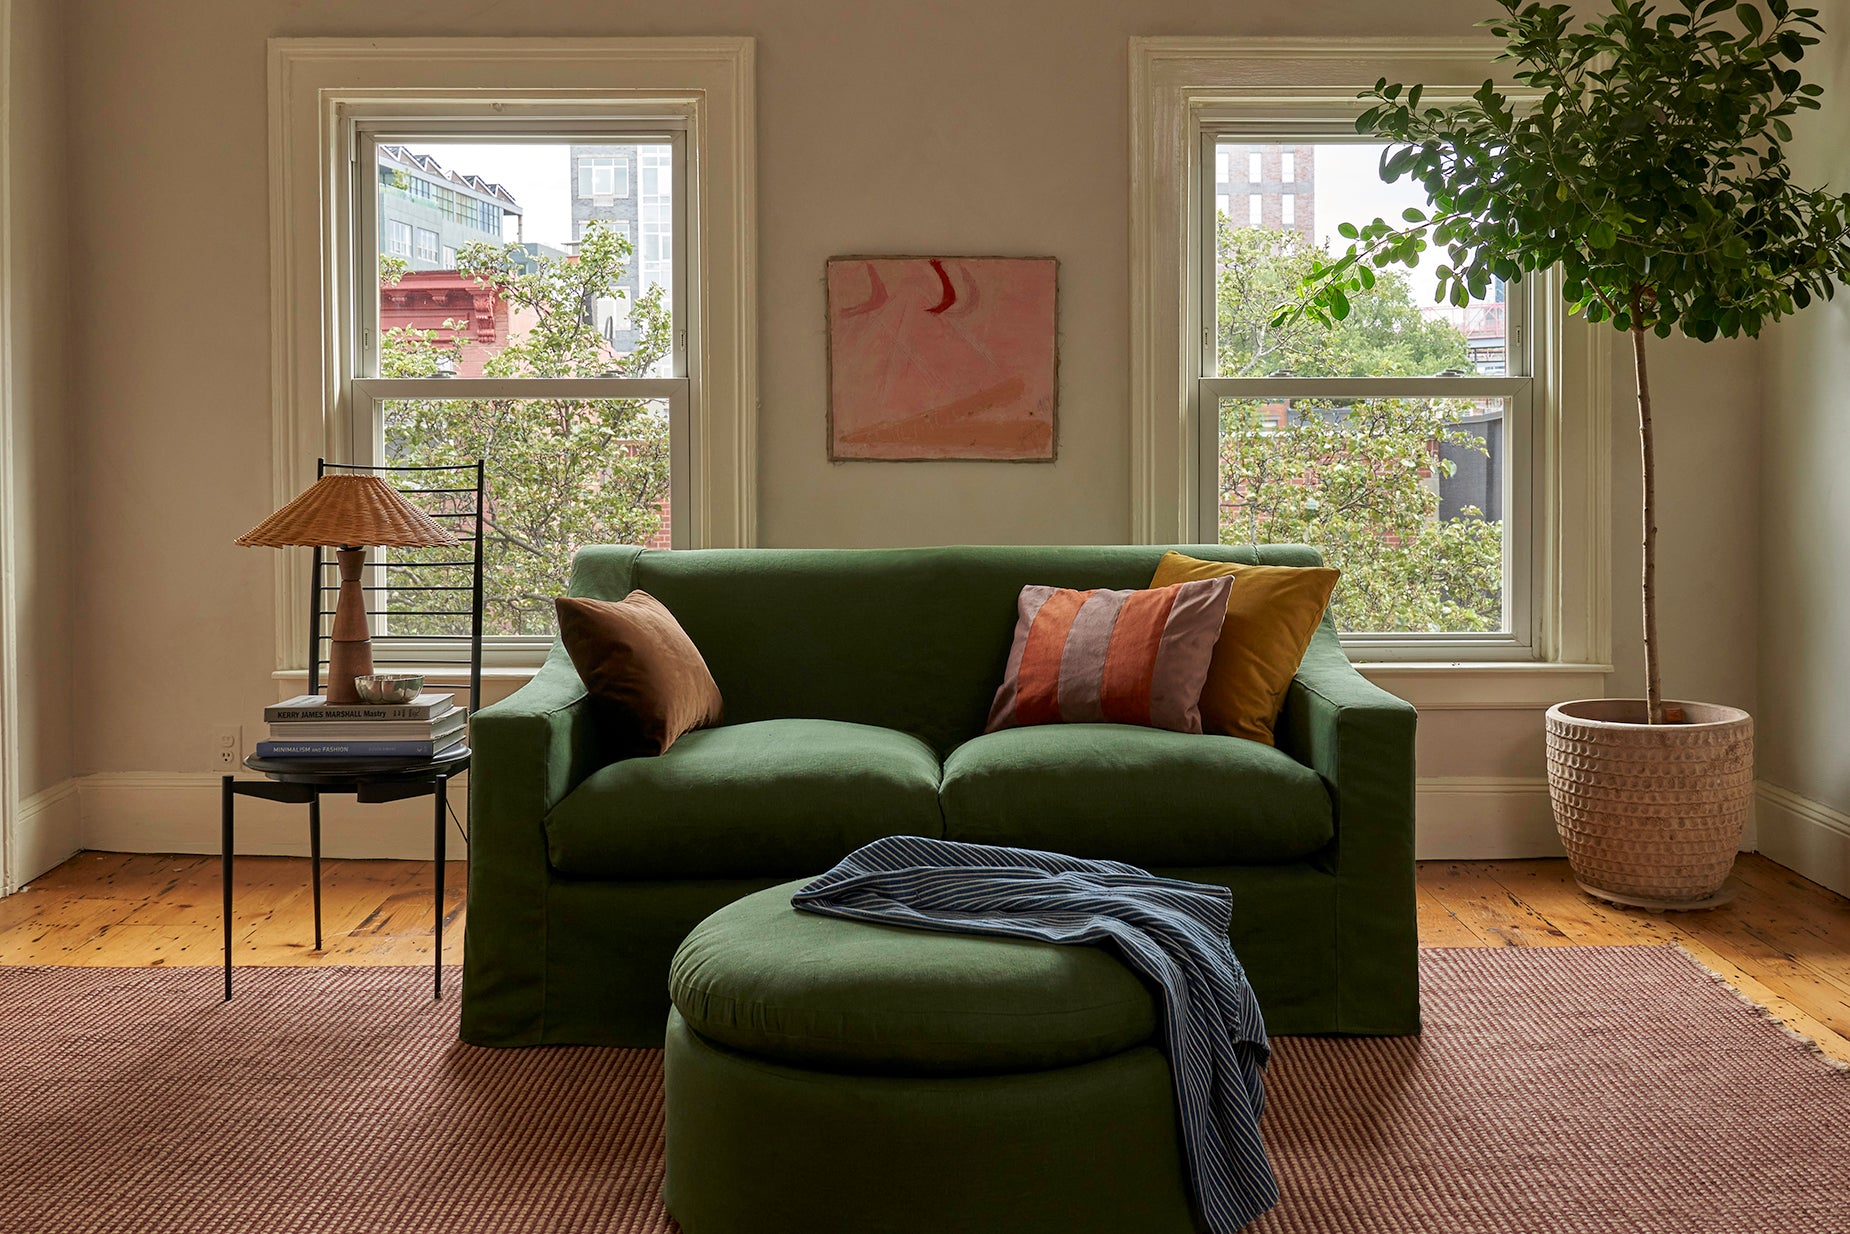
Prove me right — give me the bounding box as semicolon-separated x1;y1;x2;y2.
307;458;486;718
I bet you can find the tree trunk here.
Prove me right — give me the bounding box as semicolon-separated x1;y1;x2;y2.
1632;323;1664;725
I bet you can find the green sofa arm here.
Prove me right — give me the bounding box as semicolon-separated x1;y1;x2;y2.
461;642;604;1045
1275;623;1420;1034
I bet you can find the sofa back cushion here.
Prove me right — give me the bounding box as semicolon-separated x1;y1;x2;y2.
565;543;1326;756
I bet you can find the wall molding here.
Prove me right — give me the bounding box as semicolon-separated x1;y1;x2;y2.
79;772;469;863
23;772;1789;872
44;770;1561;865
8;778;79;890
1414;776;1560;860
1755;781;1850;898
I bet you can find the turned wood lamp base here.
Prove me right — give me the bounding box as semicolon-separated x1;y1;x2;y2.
326;545;374;704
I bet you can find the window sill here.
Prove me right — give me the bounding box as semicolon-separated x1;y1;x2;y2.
1354;662;1611;711
279;660;1611;714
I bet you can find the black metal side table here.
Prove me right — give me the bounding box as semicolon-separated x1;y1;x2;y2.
221;744;469;1001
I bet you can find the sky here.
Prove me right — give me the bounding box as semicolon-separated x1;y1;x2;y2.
1310;143;1433;247
1302;142;1489;308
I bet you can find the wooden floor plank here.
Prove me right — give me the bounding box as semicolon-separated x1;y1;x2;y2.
4;849;1849;1063
1420;862;1576;947
1415;886;1487;947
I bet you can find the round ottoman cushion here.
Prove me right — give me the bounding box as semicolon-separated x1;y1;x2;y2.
668;879;1159;1075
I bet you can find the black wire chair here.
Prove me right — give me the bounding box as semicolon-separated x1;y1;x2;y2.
221;458;487;1002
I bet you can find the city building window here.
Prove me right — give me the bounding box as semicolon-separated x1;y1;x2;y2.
387;220;412;256
1248;194;1261;226
580;155;629;198
440;245;456;267
1248;151;1262;182
595;290;633;339
1279;193;1294;226
1281;151;1296;182
415;228;439;262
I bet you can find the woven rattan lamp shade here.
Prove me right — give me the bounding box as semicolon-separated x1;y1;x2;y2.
235;475;458;548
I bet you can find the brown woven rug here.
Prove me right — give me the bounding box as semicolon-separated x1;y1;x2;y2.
1;947;1845;1233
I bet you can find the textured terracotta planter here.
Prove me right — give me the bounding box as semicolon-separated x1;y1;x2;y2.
1544;699;1754;910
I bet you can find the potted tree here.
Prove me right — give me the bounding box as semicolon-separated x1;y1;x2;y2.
1292;0;1850;907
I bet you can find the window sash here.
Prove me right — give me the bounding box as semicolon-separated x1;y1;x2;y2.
1196;128;1536;656
1198;376;1535;655
352;376;690;662
354;121;688;386
349;119;693;655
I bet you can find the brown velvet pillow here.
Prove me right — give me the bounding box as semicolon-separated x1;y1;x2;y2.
555;591;723;755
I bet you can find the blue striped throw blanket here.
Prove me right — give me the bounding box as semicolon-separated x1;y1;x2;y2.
791;835;1278;1232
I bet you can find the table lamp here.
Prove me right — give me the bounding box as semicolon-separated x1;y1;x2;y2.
236;474;459;704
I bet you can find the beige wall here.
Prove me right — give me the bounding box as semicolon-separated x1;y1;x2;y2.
59;0;1760;799
4;0;75;801
1760;12;1850;810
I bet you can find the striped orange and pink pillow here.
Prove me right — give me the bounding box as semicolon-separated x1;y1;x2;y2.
986;576;1235;734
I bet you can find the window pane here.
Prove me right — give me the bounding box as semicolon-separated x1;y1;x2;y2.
381;397;671;637
376;140;673;379
1211;141;1507;379
1218;393;1507;634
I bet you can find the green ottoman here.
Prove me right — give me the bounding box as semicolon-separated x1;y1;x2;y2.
663;880;1203;1234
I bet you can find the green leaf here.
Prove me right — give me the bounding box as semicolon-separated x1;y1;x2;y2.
1736;3;1764;37
1402;207;1427;223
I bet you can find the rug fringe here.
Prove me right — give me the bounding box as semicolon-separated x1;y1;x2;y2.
1671;944;1850;1072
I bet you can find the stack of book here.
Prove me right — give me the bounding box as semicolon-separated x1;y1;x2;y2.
256;693;467;759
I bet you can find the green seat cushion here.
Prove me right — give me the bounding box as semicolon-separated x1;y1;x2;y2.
670;881;1158;1075
544;720;943;880
941;724;1333;865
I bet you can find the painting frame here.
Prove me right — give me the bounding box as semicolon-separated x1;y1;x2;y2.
825;254;1060;463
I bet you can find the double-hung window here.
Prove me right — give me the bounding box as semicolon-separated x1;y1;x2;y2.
1198;132;1533;650
1132;41;1610;678
269;39;754;678
352;121;690;652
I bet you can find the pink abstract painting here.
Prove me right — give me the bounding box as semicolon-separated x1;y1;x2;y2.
826;256;1057;461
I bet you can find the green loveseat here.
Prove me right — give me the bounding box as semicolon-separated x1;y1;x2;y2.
461;543;1419;1047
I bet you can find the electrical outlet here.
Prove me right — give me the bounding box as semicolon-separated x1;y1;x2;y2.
211;725;242;770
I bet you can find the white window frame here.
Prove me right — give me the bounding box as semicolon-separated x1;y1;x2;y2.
268;37;757;675
351;122;689;664
413;226;438;262
1201;122;1532;655
1130;38;1611;689
386;219;412;256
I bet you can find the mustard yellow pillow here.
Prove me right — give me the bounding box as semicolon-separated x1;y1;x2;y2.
1149;551;1339;746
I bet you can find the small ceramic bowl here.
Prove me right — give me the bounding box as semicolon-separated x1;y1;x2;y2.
353;673;425;704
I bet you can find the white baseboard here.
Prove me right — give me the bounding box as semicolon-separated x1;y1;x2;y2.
26;770;1773;870
7;778;82;890
78;772;470;862
1415;777;1561;860
1755;781;1850;898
